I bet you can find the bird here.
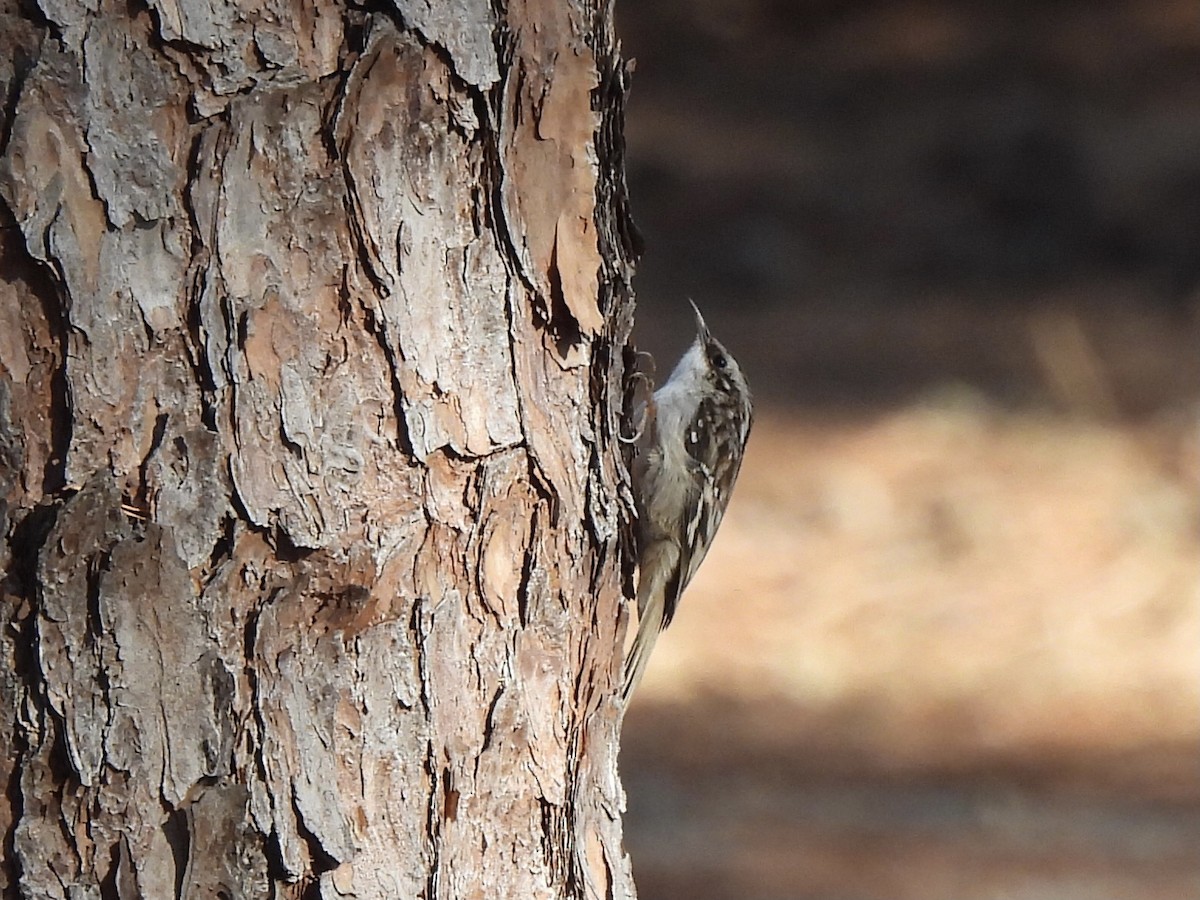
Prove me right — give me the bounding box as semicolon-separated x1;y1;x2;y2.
622;301;753;701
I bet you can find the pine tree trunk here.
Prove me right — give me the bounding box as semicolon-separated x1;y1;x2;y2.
0;2;639;897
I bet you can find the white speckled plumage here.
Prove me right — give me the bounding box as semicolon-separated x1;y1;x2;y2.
622;303;753;701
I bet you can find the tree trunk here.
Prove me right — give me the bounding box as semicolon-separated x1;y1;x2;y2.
0;2;639;897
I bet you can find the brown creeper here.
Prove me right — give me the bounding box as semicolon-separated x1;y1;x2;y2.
622;301;753;701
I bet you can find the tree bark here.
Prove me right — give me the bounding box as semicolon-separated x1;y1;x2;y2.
0;2;639;897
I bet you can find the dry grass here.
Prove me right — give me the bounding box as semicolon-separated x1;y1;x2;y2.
637;399;1198;778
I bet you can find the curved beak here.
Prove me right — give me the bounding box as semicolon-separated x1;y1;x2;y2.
687;299;710;341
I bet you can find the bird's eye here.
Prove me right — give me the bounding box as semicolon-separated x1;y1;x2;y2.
711;352;727;370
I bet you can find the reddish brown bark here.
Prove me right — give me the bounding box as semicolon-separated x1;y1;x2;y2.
0;2;640;896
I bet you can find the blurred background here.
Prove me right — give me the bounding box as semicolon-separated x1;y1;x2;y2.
615;2;1200;899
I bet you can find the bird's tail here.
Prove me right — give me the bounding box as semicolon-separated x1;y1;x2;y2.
621;622;658;702
621;581;666;702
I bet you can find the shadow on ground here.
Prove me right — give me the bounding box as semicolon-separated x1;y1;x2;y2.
622;698;1200;900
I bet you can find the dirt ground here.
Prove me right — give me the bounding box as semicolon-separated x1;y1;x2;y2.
615;2;1200;896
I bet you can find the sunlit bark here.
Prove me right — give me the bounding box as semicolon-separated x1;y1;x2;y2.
0;2;640;896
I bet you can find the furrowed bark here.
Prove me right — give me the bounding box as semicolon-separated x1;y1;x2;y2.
0;1;640;897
